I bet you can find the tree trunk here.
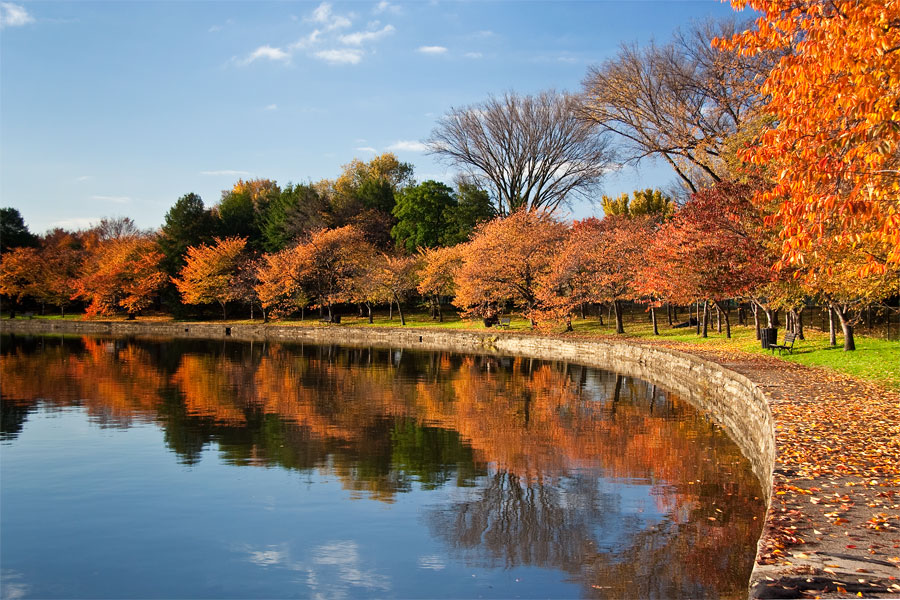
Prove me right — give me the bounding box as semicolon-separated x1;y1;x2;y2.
829;307;837;346
651;306;659;335
666;303;673;326
673;305;678;323
436;295;443;322
220;301;227;321
389;301;393;320
751;302;760;339
565;316;573;332
367;303;373;324
832;304;856;351
597;304;604;326
250;302;254;321
695;301;701;335
327;303;333;320
792;307;805;340
701;300;709;338
395;296;405;326
714;300;731;339
773;309;780;328
715;304;722;333
614;300;625;334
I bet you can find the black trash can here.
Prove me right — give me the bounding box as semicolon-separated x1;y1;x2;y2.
761;327;778;349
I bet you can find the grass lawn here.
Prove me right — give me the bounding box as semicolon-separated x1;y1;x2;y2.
6;308;897;390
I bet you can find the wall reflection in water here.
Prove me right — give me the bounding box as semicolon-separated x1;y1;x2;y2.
1;334;764;598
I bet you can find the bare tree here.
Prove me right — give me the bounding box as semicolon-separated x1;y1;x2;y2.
580;20;773;193
427;90;613;216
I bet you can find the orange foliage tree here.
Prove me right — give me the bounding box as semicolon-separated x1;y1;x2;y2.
541;216;651;334
256;226;371;320
417;245;463;322
73;228;167;319
453;210;567;324
718;1;900;276
172;237;248;320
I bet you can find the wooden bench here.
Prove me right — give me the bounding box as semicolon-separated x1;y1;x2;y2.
498;317;511;328
320;314;340;324
770;331;798;355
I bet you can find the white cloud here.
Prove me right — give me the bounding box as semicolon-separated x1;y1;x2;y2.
339;24;394;46
387;140;428;152
92;195;131;204
308;2;352;31
289;29;321;51
200;170;251;177
239;45;290;65
75;175;94;183
264;104;278;111
314;48;363;65
373;1;402;15
0;2;34;28
355;146;377;153
417;45;447;55
464;52;482;59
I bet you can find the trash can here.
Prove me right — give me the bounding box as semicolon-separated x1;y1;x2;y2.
761;327;778;349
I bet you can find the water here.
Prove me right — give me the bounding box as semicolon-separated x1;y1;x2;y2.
0;334;764;599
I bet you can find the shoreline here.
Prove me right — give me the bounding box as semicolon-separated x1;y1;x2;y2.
3;318;898;598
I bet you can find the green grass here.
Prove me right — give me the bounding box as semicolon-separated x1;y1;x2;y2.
6;308;897;390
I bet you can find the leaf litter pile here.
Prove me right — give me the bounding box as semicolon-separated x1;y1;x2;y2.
649;340;900;598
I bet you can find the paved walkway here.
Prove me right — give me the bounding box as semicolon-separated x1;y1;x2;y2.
652;341;900;598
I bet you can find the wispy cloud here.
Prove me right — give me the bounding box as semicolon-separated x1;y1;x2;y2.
92;195;131;204
339;24;394;46
49;217;99;230
373;1;402;15
417;46;447;55
0;2;34;28
314;48;363;65
355;146;377;153
264;104;278;111
200;170;251;177
75;175;94;183
238;45;291;65
464;52;482;59
387;140;428;152
307;2;352;31
289;29;322;51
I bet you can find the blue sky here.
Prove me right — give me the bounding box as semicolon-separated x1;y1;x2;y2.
1;0;745;235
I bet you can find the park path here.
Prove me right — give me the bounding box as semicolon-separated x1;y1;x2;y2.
648;340;900;598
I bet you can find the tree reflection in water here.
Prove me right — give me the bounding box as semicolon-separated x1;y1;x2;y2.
1;334;764;598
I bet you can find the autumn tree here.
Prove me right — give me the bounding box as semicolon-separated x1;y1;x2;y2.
172;237;248;320
255;247;310;319
582;20;773;192
260;226;371;320
428;90;614;215
643;182;775;338
73;221;167;319
454;210;567;324
601;188;675;219
417;245;463;322
718;1;900;276
0;246;39;314
369;254;419;326
542;216;651;334
31;229;84;315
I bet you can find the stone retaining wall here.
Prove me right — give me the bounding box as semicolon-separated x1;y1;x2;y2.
0;319;777;595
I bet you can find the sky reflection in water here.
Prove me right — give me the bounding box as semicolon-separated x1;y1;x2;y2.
1;334;764;599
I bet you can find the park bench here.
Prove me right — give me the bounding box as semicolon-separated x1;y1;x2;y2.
320;314;341;324
24;312;34;319
770;331;798;355
498;317;511;328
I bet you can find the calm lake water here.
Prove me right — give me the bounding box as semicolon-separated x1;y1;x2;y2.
0;334;764;599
